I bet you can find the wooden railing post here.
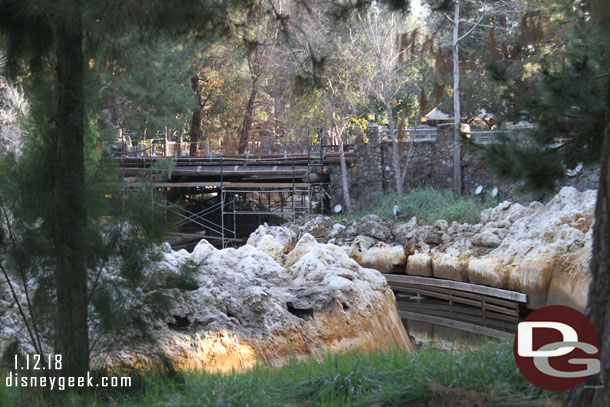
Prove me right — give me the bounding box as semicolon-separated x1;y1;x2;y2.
164;127;169;157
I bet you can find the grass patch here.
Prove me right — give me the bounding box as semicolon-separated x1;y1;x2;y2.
0;341;564;407
335;188;498;224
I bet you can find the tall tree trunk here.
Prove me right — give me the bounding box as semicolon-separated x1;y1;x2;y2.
238;78;258;154
335;125;352;212
387;101;402;194
189;76;203;156
564;76;610;407
54;16;89;378
399;117;419;188
452;0;462;194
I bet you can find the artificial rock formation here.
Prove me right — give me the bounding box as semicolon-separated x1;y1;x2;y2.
0;234;413;373
104;236;412;372
470;187;595;310
348;236;406;274
271;187;596;311
246;223;299;254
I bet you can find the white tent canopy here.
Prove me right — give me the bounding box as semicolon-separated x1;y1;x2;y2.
424;107;495;121
424;107;452;121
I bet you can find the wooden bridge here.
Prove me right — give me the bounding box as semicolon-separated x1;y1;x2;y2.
116;142;354;248
120;150;353;180
385;274;527;339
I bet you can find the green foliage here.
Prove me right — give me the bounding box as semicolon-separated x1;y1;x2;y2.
0;108;186;360
476;2;610;191
335;188;497;224
0;341;562;406
95;35;198;141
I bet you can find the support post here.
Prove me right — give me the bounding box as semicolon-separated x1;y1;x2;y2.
164;127;169;157
221;156;225;248
292;157;296;222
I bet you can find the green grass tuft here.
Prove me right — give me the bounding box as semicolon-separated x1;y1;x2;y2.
335;188;498;224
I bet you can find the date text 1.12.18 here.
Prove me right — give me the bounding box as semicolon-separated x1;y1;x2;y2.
14;354;62;370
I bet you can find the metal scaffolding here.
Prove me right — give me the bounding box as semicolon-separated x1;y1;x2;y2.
117;136;332;249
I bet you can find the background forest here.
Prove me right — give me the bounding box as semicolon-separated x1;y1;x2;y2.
1;0;609;406
53;0;564;156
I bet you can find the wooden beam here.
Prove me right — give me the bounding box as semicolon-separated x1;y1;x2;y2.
141;182;311;188
385;274;527;303
168;232;208;239
390;283;519;316
396;302;519;326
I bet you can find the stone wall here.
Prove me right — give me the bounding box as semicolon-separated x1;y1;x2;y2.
328;126;384;207
329;123;600;207
379;124;454;193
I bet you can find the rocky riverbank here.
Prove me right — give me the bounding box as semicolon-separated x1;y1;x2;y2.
248;187;595;311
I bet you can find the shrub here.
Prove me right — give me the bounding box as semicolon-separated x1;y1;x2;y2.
335;188;498;225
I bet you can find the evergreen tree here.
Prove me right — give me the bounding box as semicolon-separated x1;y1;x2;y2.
0;0;256;378
564;4;610;406
480;1;606;191
477;2;609;405
96;35;197;145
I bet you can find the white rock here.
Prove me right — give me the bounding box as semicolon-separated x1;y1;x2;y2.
284;233;318;268
256;234;283;263
102;240;412;372
247;224;299;253
348;236;407;274
406;252;433;277
471;231;502;248
191;239;218;264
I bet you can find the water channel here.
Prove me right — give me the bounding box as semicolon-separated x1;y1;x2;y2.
395;290;520;351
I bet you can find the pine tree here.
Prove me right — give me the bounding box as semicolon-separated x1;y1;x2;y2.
564;4;610;406
0;0;256;378
476;2;609;405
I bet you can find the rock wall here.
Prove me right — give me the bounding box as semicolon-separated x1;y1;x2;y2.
379;125;454;194
263;187;595;311
329;124;600;207
108;238;412;372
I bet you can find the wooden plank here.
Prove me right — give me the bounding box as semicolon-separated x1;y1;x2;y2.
477;295;517;308
391;283;519;316
395;298;520;324
397;304;518;330
168;232;208;239
397;300;491;318
223;182;310;188
396;284;516;308
385;274;527;303
395;285;484;309
396;299;484;317
123;164;310;171
392;282;515;308
171;167;309;175
398;311;514;340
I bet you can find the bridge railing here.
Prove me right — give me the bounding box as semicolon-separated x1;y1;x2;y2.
382;127;438;142
379;126;572;148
